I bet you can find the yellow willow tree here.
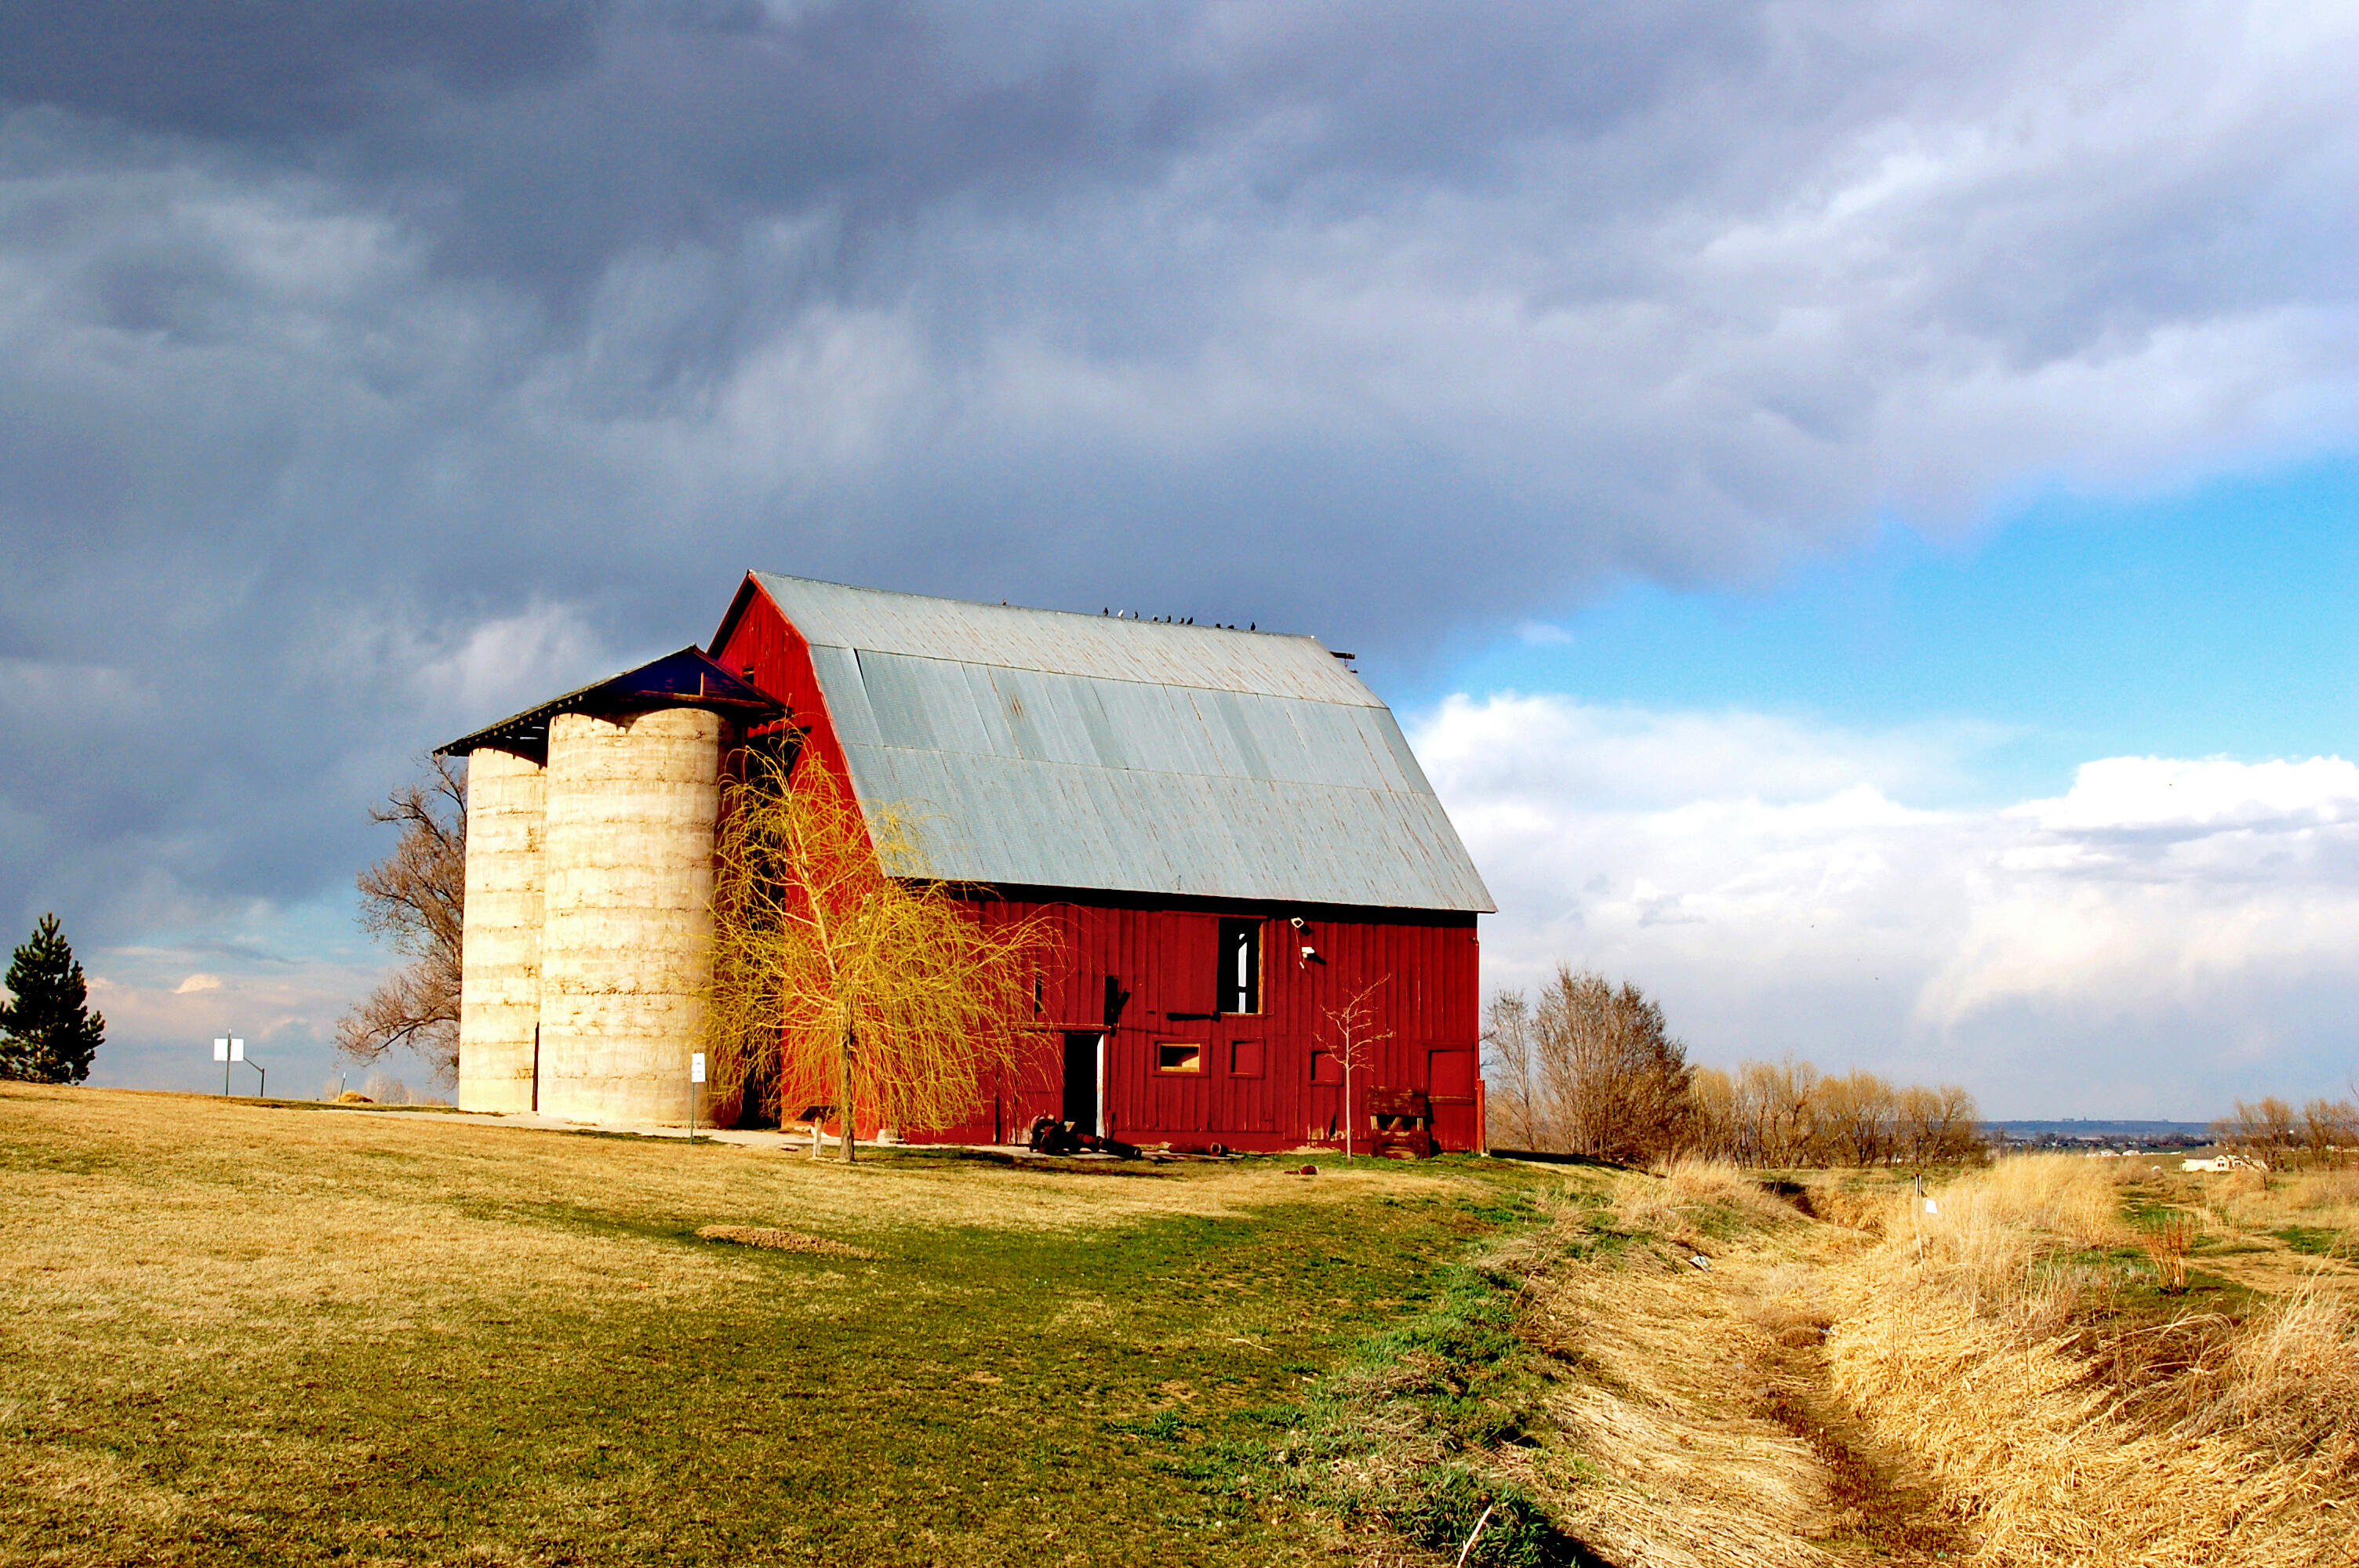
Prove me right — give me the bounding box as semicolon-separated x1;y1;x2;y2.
703;751;1061;1161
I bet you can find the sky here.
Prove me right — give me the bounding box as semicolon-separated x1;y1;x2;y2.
2;1;2356;1116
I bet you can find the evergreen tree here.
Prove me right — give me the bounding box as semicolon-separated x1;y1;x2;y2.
0;913;105;1083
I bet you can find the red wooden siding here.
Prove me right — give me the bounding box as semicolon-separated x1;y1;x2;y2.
708;575;1485;1153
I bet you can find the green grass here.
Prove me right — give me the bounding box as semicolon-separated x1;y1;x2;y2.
2273;1224;2351;1258
1106;1225;1609;1567
2;1090;1563;1566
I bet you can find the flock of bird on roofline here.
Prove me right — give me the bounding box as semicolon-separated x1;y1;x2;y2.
986;596;1254;629
1102;609;1253;629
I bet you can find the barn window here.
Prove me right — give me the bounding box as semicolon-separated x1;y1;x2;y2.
1218;918;1262;1014
1156;1041;1202;1074
1229;1039;1264;1078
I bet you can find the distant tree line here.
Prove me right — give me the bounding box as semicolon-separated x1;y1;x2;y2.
1482;964;1983;1169
1688;1058;1983;1169
2212;1095;2359;1170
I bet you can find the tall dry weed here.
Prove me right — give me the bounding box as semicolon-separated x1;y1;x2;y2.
1613;1157;1801;1236
2288;1167;2359;1213
1823;1159;2359;1566
1877;1154;2124;1318
2136;1214;2199;1294
2209;1274;2359;1451
2201;1164;2275;1228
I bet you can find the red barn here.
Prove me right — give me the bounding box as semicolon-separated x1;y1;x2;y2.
446;572;1495;1153
710;572;1493;1153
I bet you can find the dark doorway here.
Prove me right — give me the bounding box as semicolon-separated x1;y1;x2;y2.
1061;1031;1101;1135
1218;918;1262;1014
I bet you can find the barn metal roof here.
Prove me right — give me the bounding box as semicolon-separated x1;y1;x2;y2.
749;574;1495;913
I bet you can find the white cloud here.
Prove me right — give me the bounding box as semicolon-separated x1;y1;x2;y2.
82;908;407;1098
1416;692;2359;1116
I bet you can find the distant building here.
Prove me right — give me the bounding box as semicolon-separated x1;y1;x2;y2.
440;573;1494;1152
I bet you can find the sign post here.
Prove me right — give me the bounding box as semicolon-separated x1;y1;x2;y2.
215;1038;255;1097
689;1052;706;1143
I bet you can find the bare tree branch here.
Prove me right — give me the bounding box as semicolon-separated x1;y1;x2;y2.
340;755;465;1083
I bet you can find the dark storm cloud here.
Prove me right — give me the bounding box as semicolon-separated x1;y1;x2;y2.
3;0;1187;297
0;2;605;143
2;2;1767;301
1;0;2355;1086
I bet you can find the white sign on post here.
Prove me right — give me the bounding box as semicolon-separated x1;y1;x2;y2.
230;1039;246;1062
213;1038;229;1062
690;1053;706;1084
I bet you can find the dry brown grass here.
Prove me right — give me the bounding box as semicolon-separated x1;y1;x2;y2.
1611;1156;1804;1236
1777;1174;1884;1234
1505;1172;1971;1568
693;1224;879;1258
1821;1155;2359;1567
1;1083;1464;1370
1;1082;1520;1568
1509;1155;2357;1568
1518;1248;1834;1568
2290;1167;2359;1212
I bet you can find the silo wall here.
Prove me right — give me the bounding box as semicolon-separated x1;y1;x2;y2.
536;707;722;1123
456;746;546;1113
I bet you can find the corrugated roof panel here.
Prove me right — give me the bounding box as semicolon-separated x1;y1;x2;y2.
1110;681;1221;778
1070;677;1131;771
1281;699;1384;792
1375;708;1438;795
987;666;1056;763
1187;689;1252;780
835;746;1493;909
949;660;1020;758
871;655;925;750
1229;691;1320;787
752;571;1493;912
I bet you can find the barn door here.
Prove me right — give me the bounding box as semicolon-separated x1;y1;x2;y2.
1427;1047;1478;1150
1061;1031;1103;1136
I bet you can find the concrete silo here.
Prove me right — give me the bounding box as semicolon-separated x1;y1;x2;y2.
439;648;776;1126
456;746;547;1113
534;706;725;1123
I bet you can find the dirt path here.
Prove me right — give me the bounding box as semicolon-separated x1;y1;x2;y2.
1724;1238;1970;1563
1518;1226;1971;1568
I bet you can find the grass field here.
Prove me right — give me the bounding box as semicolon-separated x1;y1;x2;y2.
1;1085;1561;1566
9;1086;2354;1567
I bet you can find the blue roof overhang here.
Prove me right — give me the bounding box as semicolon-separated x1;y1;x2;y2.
435;647;780;762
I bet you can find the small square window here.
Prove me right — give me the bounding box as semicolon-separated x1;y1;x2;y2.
1309;1049;1341;1085
1229;1039;1265;1077
1156;1042;1203;1074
